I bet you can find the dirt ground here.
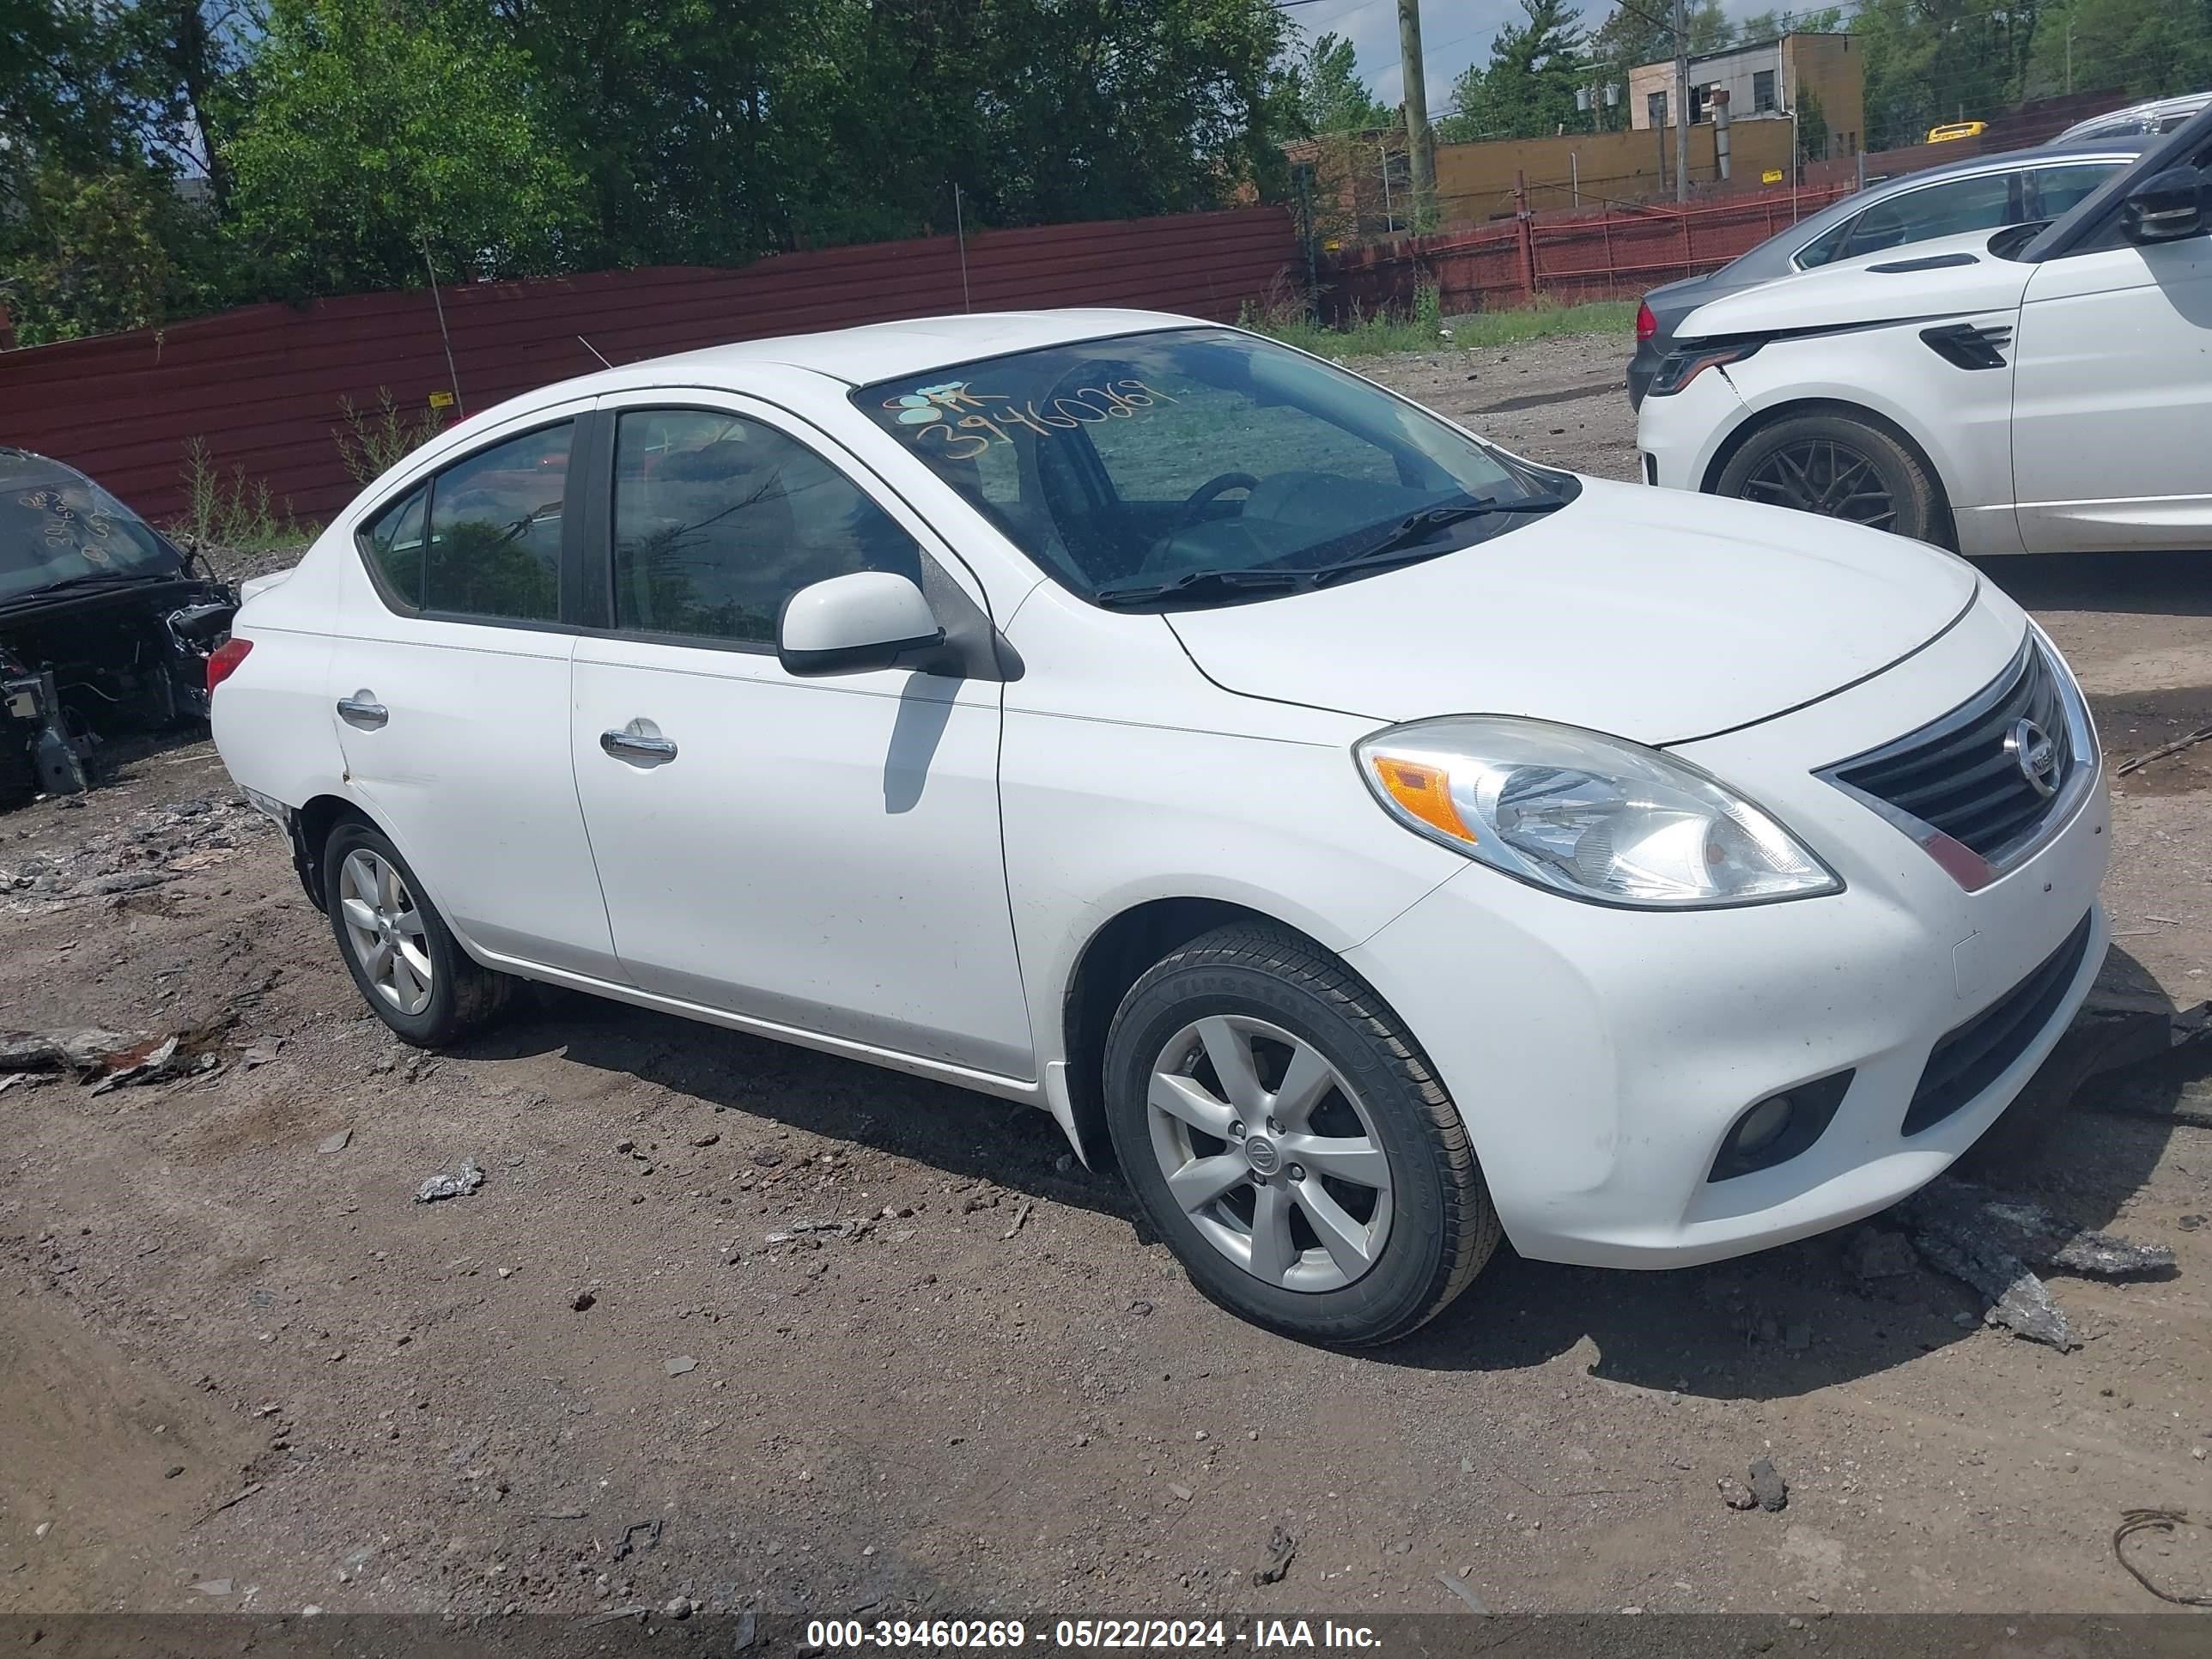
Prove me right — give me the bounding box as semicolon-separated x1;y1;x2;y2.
4;330;2210;1627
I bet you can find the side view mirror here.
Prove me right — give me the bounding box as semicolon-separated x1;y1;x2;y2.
777;570;945;678
2120;165;2209;245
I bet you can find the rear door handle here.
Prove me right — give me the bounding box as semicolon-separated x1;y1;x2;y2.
336;692;388;729
600;722;677;764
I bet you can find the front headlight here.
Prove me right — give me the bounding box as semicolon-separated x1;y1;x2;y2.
1649;338;1763;396
1355;716;1840;909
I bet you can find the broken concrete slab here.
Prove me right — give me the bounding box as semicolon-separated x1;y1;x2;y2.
0;1028;159;1075
1899;1176;2176;1350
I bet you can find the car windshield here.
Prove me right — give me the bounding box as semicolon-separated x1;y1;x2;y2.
2;468;182;605
854;328;1565;605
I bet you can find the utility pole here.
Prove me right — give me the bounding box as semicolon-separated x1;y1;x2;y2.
1397;0;1437;229
1672;0;1690;202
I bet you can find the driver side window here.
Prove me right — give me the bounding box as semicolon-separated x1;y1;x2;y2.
611;409;923;646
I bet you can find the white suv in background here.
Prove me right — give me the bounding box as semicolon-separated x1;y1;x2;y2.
1638;105;2212;555
214;310;2106;1344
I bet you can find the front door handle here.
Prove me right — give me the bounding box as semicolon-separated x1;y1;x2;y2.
336;692;388;729
600;721;678;764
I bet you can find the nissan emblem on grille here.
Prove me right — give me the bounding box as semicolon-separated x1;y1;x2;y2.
2008;718;2059;798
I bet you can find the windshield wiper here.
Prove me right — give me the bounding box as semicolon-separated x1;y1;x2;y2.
1309;495;1571;587
1091;568;1307;608
12;569;175;598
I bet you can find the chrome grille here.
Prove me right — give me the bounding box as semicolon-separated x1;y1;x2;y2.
1825;637;2078;868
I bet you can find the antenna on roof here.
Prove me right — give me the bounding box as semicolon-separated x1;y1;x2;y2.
577;336;614;369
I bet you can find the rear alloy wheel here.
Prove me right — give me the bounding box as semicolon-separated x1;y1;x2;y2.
323;821;514;1048
1103;925;1498;1345
1717;412;1945;544
337;846;434;1018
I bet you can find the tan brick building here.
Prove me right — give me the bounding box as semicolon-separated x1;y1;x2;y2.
1626;33;1866;161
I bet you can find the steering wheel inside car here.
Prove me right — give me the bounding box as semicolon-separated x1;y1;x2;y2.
1174;471;1261;530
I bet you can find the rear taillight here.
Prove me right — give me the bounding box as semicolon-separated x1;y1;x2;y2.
207;636;252;694
1636;301;1657;343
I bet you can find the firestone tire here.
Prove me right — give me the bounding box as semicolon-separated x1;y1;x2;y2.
1102;924;1499;1346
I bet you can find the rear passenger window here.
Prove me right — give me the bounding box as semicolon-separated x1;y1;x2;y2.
361;486;428;606
1795;216;1857;269
611;410;922;646
356;423;574;621
423;423;571;621
1838;173;2018;260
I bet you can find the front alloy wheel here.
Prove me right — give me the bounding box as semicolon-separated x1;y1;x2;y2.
1103;924;1499;1346
1739;437;1899;531
1146;1015;1394;1291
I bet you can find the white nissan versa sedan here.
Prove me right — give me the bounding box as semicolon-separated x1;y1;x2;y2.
210;313;2108;1344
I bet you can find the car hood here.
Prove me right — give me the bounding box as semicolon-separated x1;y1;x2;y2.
1675;228;2034;342
1163;478;1978;745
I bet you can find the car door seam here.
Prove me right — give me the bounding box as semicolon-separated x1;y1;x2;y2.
562;636;629;986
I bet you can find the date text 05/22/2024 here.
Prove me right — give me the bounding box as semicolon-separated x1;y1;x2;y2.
805;1619;1382;1649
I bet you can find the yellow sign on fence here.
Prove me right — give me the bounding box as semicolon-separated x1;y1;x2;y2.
1761;168;1784;185
428;390;456;410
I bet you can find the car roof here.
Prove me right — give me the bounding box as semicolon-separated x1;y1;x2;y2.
398;308;1213;474
589;307;1196;390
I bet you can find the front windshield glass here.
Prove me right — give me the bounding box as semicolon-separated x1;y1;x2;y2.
854;328;1563;604
3;469;182;605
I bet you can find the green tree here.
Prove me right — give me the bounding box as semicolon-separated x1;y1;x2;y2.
1854;0;2042;149
111;1;259;211
1437;0;1587;143
222;0;586;294
482;0;1292;263
1290;31;1394;133
2027;0;2212;100
1587;0;1667;74
0;1;142;193
0;2;246;341
1684;0;1735;53
9;0;1304;336
3;167;186;343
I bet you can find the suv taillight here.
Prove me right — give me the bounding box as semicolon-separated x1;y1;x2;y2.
207;636;252;694
1636;301;1657;343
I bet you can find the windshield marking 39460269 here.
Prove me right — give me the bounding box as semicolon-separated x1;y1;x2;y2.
877;378;1184;459
855;327;1572;608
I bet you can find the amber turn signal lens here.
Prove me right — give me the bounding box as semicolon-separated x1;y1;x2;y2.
1369;756;1474;844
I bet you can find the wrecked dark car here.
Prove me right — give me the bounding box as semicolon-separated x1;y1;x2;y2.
3;447;237;806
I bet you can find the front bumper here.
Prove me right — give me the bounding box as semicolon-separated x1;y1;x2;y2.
1344;599;2110;1269
1634;362;1750;494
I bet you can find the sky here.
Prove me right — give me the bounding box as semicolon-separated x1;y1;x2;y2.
1294;0;1777;115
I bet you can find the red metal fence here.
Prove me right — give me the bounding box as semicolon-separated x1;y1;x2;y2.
0;206;1297;526
1322;185;1858;322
